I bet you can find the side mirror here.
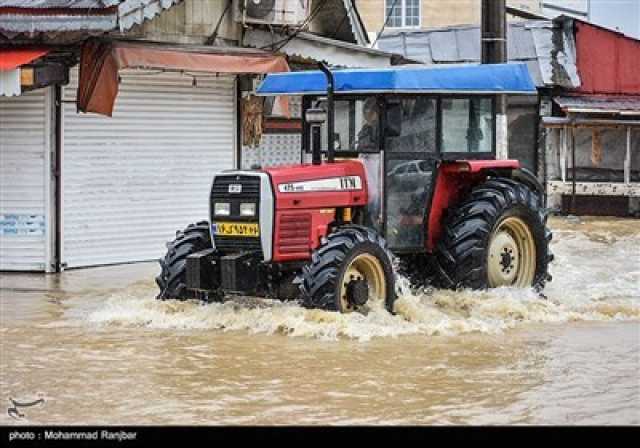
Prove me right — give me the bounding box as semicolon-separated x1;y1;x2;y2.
385;102;402;138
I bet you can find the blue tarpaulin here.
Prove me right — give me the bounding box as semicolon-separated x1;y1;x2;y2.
257;63;536;96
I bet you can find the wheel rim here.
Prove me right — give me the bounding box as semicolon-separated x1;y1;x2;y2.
487;216;536;288
339;253;387;312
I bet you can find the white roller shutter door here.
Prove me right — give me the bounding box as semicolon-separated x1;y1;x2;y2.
62;70;235;268
0;88;53;272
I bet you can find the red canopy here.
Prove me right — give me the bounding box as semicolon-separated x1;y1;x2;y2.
77;40;290;116
0;48;49;71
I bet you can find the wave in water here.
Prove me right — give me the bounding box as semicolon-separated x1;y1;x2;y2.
86;229;640;341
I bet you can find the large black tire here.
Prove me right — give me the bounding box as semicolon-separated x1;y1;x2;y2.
297;225;396;313
433;178;553;291
156;221;212;301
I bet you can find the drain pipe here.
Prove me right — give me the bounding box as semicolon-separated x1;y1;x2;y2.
318;62;335;163
54;84;63;272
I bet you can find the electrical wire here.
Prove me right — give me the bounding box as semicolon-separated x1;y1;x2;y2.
372;0;401;48
205;0;233;46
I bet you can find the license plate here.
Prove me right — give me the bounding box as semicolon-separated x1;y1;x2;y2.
212;222;259;237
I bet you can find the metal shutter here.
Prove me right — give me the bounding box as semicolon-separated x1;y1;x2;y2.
0;88;52;271
62;70;236;268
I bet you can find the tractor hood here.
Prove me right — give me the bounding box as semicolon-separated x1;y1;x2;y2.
264;160;369;210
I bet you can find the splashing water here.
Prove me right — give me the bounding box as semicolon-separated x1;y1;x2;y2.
87;219;640;341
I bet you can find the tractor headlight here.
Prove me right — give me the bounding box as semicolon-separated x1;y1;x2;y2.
240;203;256;217
214;202;231;216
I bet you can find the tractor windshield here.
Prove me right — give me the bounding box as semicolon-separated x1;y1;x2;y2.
385;97;437;153
305;95;494;155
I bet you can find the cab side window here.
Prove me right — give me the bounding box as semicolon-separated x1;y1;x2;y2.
441;97;493;153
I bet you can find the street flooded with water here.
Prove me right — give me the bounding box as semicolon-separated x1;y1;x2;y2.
1;216;639;425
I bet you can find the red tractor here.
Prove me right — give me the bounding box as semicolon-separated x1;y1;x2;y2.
156;63;553;313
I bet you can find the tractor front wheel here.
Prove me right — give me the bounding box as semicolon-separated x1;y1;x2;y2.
297;225;396;313
156;221;214;301
434;178;553;291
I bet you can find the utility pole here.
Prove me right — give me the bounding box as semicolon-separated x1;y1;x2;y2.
481;0;508;160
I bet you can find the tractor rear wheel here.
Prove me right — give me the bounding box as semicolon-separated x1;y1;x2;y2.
434;178;553;291
297;225;396;313
156;221;213;301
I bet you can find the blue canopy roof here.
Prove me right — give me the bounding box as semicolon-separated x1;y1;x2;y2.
256;63;536;96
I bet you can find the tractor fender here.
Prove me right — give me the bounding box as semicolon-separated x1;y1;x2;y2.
452;161;544;199
509;167;545;201
427;161;542;252
481;166;545;205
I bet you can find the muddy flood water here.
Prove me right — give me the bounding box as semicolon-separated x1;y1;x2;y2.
1;216;639;425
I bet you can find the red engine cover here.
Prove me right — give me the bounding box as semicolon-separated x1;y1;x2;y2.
263;159;522;260
265;160;369;262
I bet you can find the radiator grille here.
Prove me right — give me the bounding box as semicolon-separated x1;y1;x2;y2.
277;213;311;254
211;175;262;254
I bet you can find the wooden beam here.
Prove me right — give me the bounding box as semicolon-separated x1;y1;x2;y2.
625;127;632;185
571;127;577;213
542;117;640;128
547;181;640;197
560;127;567;183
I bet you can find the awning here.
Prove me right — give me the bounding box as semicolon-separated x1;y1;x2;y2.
257;63;537;96
77;39;291;116
0;47;49;70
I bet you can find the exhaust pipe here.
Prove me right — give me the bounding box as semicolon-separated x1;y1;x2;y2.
318;62;335;164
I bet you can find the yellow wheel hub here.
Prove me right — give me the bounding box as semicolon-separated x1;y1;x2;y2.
339;253;387;312
487;216;536;288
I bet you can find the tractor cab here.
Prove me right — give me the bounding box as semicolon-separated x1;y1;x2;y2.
258;64;530;253
309;93;493;252
156;64;554;314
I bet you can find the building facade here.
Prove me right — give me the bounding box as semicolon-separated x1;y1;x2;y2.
375;16;640;217
357;0;542;41
0;0;397;272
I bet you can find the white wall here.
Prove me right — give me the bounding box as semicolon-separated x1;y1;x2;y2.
543;0;640;38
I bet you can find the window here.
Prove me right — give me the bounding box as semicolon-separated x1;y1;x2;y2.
385;97;437;152
441;98;494;153
385;158;434;249
385;0;420;28
310;98;381;153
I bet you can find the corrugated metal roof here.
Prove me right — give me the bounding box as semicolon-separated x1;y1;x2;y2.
244;29;397;68
570;18;640;96
555;95;640;114
376;20;580;89
0;13;117;35
118;0;178;31
0;0;179;38
0;1;119;8
378;22;543;63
